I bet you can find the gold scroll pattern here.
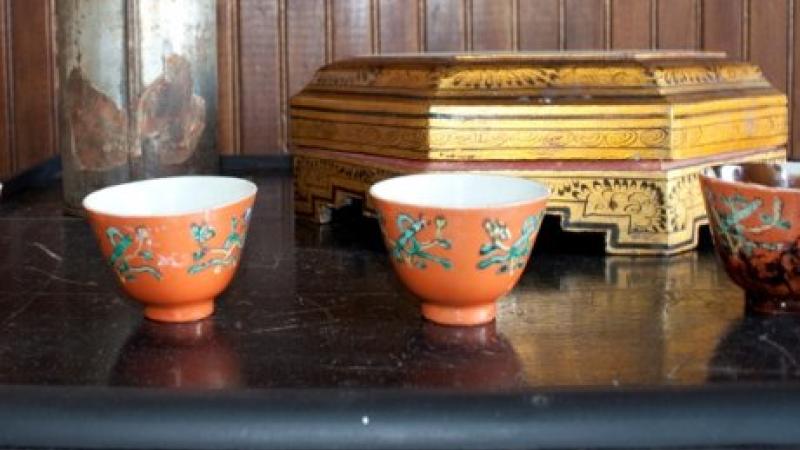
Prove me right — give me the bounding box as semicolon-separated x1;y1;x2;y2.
672;115;787;149
291;116;783;160
431;127;669;149
292;118;429;151
308;62;765;91
292;118;669;151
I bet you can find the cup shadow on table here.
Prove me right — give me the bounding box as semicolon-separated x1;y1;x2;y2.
708;314;800;382
401;321;524;390
108;318;523;391
110;318;242;389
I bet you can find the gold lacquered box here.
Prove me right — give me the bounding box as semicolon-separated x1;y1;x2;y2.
291;51;787;255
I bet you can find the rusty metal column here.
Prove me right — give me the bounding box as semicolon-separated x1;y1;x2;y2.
57;0;218;212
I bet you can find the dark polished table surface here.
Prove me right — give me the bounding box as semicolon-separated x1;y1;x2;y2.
2;171;800;449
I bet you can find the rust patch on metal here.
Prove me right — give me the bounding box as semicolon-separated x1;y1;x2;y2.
135;55;206;165
65;68;128;171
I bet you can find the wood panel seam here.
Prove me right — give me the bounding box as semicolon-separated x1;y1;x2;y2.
45;0;57;159
650;0;657;49
418;0;426;51
511;0;519;51
233;0;242;154
696;0;702;49
742;0;750;60
371;0;380;54
605;0;612;50
278;0;288;152
325;0;333;62
2;0;15;173
125;0;141;175
559;0;565;49
464;0;472;51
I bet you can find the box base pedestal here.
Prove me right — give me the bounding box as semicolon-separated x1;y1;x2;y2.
293;147;786;255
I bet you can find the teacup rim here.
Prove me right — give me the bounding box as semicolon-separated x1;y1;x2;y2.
369;172;549;211
83;175;258;218
700;162;800;194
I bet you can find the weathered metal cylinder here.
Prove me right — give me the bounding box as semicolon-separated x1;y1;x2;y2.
56;0;218;212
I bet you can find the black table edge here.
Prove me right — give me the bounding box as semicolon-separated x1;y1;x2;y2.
1;384;799;450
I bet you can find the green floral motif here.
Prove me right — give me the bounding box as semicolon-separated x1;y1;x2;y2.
390;213;452;269
188;208;252;275
106;226;161;282
477;212;543;274
706;192;790;257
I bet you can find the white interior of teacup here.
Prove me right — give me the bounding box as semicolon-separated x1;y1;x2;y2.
703;163;800;189
83;176;257;217
369;173;548;209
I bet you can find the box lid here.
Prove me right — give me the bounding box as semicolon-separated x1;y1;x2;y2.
290;51;787;161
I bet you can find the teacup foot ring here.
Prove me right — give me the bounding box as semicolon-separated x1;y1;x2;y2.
421;302;496;326
144;300;215;323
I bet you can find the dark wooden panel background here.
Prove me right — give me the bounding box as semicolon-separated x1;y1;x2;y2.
1;0;799;179
0;0;58;179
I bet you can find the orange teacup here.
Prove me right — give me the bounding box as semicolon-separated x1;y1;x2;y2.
83;176;257;322
370;173;548;326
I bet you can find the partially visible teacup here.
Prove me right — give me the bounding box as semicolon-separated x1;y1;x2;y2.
701;163;800;314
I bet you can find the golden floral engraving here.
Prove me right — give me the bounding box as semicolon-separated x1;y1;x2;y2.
665;173;704;233
372;68;440;88
310;67;381;87
652;66;718;86
550;178;668;233
307;62;766;91
651;63;763;86
717;64;763;82
552;67;653;86
436;67;563;89
420;66;653;89
549;172;709;236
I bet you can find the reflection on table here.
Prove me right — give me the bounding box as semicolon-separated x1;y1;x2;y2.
0;175;785;390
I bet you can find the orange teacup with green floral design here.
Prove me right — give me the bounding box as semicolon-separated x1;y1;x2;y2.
370;173;549;326
83;176;257;323
701;163;800;315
